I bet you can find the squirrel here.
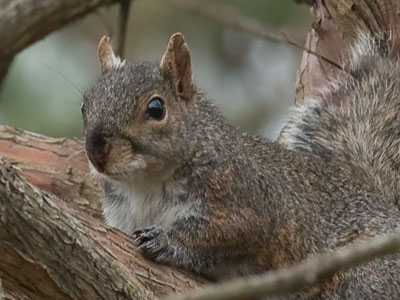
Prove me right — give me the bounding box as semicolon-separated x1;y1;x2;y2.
82;33;400;298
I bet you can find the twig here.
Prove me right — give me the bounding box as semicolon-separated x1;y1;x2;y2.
166;230;400;300
0;58;11;88
164;0;343;71
94;10;114;38
117;0;132;58
293;0;315;5
165;0;294;45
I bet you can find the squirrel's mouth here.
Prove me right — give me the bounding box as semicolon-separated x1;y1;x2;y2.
86;153;105;174
85;135;142;176
85;136;174;183
88;153;150;182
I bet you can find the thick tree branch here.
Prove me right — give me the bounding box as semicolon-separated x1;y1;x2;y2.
0;0;120;87
0;125;101;218
0;126;204;299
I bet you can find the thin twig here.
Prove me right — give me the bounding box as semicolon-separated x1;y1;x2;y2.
94;10;114;37
117;0;132;58
164;0;343;71
166;231;400;300
293;0;315;5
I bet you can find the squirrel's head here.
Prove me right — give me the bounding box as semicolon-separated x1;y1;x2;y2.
82;33;196;183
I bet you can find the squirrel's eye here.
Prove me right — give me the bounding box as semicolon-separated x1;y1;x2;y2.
146;97;165;120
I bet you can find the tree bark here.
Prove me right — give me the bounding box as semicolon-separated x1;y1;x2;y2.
295;0;400;104
0;0;121;88
0;125;204;300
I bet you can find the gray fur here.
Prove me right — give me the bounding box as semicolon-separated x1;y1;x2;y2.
82;33;400;298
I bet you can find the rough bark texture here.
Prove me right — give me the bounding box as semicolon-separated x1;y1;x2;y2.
0;125;204;300
0;126;101;218
295;0;400;104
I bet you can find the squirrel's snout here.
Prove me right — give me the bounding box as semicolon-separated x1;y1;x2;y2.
86;134;111;171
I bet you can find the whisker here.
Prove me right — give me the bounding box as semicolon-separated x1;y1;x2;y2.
40;63;85;99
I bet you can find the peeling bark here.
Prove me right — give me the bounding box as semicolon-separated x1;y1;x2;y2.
0;126;204;299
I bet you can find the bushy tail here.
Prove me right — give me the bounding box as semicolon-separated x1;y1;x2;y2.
279;34;400;205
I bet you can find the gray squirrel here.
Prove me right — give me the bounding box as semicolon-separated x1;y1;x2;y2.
82;32;400;298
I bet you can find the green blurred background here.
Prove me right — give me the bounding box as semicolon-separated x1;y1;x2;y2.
0;0;311;139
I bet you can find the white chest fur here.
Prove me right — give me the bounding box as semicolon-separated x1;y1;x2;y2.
101;178;188;234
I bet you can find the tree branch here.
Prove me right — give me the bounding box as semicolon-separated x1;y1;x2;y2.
167;231;400;300
0;126;204;299
0;125;101;218
0;0;120;87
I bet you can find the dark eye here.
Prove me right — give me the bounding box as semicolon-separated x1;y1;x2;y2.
146;97;166;120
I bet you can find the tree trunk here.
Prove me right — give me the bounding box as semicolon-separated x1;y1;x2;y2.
295;0;400;104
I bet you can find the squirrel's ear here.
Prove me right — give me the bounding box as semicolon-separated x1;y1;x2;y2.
97;36;125;73
160;33;195;101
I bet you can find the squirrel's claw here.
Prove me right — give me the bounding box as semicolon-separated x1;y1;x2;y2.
133;225;162;243
133;225;175;262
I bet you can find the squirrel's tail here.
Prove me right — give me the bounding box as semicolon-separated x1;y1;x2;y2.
279;33;400;204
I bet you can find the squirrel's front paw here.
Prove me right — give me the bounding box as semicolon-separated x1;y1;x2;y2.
133;225;175;262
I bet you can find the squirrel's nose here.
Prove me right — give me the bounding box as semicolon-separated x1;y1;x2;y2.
86;135;111;171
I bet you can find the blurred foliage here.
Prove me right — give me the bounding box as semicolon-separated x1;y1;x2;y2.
0;0;311;138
